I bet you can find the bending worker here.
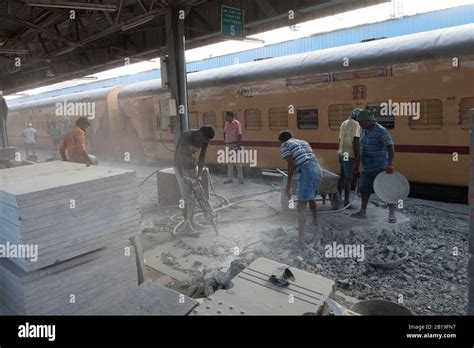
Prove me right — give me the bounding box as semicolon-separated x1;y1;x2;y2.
174;125;216;236
279;131;322;248
351;110;397;223
60;117;95;165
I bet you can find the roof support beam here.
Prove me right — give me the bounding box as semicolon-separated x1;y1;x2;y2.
102;11;115;27
138;0;148;13
0;48;29;54
0;15;74;46
3;7;169;74
37;34;49;54
27;1;117;12
255;0;279;17
115;0;125;25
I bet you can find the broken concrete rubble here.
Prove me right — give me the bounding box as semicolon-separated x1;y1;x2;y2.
134;171;469;316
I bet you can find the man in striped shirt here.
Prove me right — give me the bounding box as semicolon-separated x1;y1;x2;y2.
351;110;397;223
279;131;322;247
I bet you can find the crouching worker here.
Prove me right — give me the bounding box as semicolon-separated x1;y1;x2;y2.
60;117;97;165
174;125;215;236
279;131;322;248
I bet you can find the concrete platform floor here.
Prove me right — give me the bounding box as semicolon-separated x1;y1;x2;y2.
24;150;470;315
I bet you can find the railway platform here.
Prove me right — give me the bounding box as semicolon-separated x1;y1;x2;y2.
20;150;470;315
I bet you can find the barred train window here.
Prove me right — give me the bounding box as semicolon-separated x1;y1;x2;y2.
409;99;443;130
297;108;318;129
203;111;217;128
189;111;199;129
459;97;474;130
366;102;395;129
268;107;288;130
244;109;262;130
328;104;353;130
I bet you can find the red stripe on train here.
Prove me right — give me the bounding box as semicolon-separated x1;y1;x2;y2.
152;139;470;155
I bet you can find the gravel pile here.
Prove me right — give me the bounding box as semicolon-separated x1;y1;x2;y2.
252;203;469;315
147;196;469;315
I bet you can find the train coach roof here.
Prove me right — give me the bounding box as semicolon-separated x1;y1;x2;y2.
8;86;117;112
119;23;474;98
8;23;474;110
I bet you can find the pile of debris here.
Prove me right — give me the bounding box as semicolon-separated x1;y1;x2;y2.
186;258;249;298
0;159;33;169
249;206;469;315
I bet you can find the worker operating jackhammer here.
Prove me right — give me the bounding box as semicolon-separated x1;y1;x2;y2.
173;125;216;237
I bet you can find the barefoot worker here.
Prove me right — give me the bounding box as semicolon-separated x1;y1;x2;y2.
337;108;362;207
174;125;216;236
351;109;397;223
279;131;322;247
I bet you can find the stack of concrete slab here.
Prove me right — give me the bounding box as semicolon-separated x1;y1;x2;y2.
0;161;142;315
0;161;140;271
0;240;138;315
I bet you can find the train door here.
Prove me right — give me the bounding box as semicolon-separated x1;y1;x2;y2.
140;97;159;161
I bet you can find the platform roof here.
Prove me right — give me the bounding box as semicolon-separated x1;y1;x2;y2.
0;0;388;94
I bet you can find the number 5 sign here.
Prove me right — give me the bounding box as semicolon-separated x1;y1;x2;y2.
221;6;244;39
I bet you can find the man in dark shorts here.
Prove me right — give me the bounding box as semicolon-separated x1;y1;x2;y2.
351;110;397;223
174;125;215;235
337;108;361;207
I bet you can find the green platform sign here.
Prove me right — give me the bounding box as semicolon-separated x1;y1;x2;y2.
221;5;243;39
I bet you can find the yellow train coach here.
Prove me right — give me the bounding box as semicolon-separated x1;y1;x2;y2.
7;24;474;188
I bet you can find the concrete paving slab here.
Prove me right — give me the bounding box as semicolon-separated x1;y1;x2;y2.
192;257;334;315
100;281;198;315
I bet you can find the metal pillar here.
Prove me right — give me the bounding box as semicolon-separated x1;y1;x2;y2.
0;93;8;149
165;6;189;144
468;109;474;315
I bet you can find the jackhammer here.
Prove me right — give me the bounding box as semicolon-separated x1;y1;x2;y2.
190;176;219;235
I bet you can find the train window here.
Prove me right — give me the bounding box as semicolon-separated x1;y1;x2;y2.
269;107;288;130
409;99;443;130
459;97;474;130
328;104;353;130
203;112;217;128
189;111;199;129
244;109;262;130
366;102;394;129
296;108;318;129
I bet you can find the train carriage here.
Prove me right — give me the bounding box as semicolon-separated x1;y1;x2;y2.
7;24;474;188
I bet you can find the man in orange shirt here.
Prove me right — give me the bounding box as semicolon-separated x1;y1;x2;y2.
59;117;94;165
